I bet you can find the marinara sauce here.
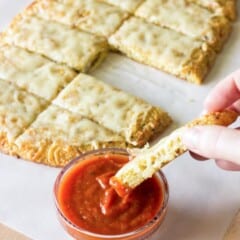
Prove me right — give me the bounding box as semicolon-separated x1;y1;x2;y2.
55;149;168;239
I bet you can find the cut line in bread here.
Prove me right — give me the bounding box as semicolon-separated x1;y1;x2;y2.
1;14;108;72
111;110;238;195
27;0;129;38
135;0;232;52
15;105;129;167
0;43;77;101
53;73;172;146
109;17;216;84
0;79;48;156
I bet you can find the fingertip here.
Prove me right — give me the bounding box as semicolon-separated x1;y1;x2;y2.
215;160;240;171
189;151;208;161
182;127;201;150
204;70;240;112
203;96;220;113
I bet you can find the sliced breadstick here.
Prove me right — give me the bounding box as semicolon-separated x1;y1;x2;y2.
111;110;238;195
0;43;77;101
27;0;129;38
15;105;128;167
135;0;232;52
53;73;172;146
0;79;48;156
1;14;108;72
109;17;216;84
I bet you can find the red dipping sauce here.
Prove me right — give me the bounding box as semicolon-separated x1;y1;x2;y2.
54;148;169;240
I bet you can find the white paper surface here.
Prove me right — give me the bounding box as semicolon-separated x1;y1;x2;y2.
0;1;240;240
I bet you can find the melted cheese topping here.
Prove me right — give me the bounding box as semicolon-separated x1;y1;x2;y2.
29;0;128;37
98;0;144;12
0;44;77;100
0;79;47;140
16;105;124;146
53;73;163;144
136;0;221;43
109;17;203;75
188;0;236;19
3;15;108;71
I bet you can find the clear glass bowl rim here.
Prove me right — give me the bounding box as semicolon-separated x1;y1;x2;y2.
53;147;169;239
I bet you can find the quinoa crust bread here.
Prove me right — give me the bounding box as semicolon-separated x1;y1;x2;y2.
109;17;216;84
98;0;144;12
53;73;172;147
27;0;129;38
135;0;232;52
15;105;129;167
111;110;239;192
1;14;108;72
0;79;48;156
188;0;237;21
0;43;77;101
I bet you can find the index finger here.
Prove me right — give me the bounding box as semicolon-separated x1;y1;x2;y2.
204;70;240;112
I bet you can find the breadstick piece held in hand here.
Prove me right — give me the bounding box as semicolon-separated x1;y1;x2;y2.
110;110;238;196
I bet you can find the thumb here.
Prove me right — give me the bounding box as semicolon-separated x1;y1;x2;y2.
182;126;240;165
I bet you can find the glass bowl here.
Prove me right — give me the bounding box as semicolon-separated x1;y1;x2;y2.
54;148;169;240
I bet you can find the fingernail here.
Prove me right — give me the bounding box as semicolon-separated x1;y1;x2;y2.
182;127;200;149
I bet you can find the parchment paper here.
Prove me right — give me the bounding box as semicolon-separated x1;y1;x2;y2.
0;1;240;239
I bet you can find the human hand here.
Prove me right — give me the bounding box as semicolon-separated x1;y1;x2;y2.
182;70;240;170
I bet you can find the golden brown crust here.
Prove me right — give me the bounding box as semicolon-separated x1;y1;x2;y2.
182;44;216;84
0;133;14;155
187;110;239;127
0;13;21;41
0;133;19;157
224;0;237;21
112;110;239;191
128;108;172;147
16;139;129;167
215;0;237;21
13;103;131;167
207;16;232;52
